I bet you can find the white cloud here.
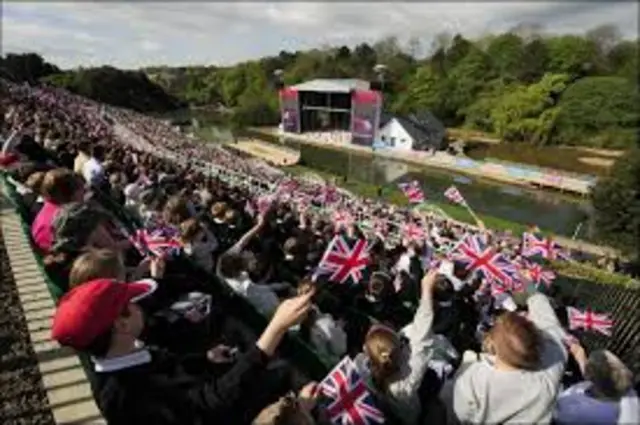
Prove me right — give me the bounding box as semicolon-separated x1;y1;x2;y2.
1;2;637;69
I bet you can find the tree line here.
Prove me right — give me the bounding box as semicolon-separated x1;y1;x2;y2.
143;25;638;149
2;25;637;147
0;54;183;113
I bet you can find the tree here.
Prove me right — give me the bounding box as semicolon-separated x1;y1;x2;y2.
586;24;621;55
518;39;549;83
591;148;640;261
444;34;473;71
486;33;524;80
546;35;599;77
607;40;639;81
554;76;640;148
443;47;493;124
490;73;570;143
0;53;60;82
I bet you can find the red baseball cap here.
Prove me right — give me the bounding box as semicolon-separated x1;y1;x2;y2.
52;279;157;350
0;152;19;167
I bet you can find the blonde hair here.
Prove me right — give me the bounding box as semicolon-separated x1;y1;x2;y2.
69;249;126;288
364;325;401;391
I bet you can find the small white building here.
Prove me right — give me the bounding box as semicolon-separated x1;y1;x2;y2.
378;117;415;151
377;111;446;152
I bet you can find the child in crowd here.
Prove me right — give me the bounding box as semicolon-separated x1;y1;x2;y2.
51;279;317;424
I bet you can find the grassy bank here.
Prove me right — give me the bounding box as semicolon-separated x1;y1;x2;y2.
286;164;534;235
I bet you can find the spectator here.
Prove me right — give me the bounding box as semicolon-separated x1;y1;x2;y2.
354;270;438;425
554;348;640;425
440;293;568;424
82;144;107;187
51;279;317;425
31;168;85;252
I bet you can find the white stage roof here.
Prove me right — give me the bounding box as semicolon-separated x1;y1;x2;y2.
290;78;370;93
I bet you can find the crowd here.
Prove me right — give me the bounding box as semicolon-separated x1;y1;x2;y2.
1;78;638;425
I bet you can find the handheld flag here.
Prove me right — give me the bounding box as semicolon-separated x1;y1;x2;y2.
522;233;569;261
320;356;385;425
450;235;517;286
333;210;355;231
130;228;183;258
444;185;466;206
403;222;425;242
398;180;425;204
316;236;371;285
520;261;556;288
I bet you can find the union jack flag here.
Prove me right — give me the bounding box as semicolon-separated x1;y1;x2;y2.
451;235;518;286
398;180;425;204
521;233;569;261
130;228;183;258
333;210;354;231
567;307;614;336
403;222;425;241
320;356;384;425
520;261;556;288
316;236;371;285
444;185;466;206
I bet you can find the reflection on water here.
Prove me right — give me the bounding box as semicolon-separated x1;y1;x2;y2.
288;141;591;238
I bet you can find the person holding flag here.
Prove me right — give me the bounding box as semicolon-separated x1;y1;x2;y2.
444;185;486;230
353;269;440;425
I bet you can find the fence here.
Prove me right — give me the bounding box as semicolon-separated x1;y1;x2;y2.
553;274;640;374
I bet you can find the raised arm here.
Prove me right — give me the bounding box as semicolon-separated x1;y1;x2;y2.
392;270;437;398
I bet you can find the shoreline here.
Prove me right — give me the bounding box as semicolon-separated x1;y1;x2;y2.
248;128;593;197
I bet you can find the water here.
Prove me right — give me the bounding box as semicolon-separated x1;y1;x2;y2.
273;140;592;238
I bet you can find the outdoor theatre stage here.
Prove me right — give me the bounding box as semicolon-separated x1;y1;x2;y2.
279;78;383;146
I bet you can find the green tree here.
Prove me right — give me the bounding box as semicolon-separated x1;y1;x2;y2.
443;48;493;124
555;76;640;147
490;73;570;143
518;39;549;83
591;148;640;260
607;40;639;81
546;35;598;77
486;33;524;80
0;53;60;82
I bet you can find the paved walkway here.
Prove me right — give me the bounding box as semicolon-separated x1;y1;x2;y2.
1;188;105;424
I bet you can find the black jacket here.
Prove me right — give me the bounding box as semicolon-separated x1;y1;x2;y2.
95;346;270;425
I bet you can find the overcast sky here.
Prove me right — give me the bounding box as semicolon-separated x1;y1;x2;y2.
2;2;638;69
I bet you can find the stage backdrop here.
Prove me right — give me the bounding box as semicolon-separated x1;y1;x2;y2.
279;88;301;133
350;90;382;147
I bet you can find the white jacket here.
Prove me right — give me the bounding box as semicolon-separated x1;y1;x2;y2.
355;290;436;425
